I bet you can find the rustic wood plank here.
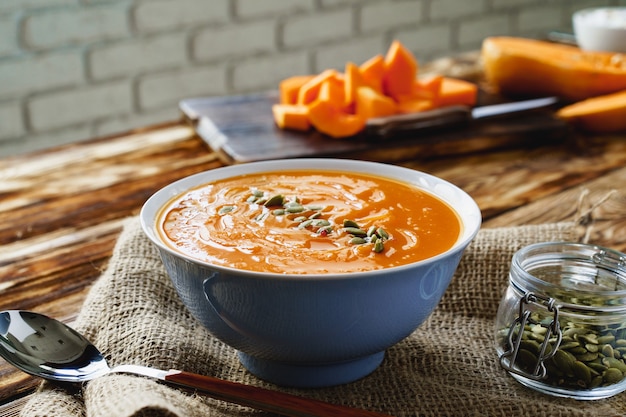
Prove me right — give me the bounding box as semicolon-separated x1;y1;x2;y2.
483;165;626;252
402;134;626;219
0;125;221;245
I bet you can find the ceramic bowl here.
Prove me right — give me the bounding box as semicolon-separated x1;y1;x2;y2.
140;159;482;388
573;7;626;53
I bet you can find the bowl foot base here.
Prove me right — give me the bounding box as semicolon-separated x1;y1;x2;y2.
237;351;385;388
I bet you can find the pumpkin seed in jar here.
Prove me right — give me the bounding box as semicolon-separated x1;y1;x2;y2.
604;368;624;384
572;361;592;385
598;334;616;344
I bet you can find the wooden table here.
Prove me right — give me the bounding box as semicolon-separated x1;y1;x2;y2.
1;116;626;416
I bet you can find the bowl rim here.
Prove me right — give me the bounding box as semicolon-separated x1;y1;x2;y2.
139;158;482;280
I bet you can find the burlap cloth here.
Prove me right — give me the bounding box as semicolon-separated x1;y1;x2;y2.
20;218;625;417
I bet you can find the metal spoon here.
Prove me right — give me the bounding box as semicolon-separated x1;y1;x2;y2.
0;310;392;417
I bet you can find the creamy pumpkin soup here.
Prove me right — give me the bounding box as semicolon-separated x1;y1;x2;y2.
158;170;461;274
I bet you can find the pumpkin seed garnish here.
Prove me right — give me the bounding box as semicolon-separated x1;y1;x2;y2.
284;202;305;213
264;194;285;207
218;205;235;215
341;219;392;253
343;219;360;228
313;219;330;227
297;219;313;229
377;227;389;239
344;227;367;237
350;237;367;245
254;212;269;222
240;192;394;249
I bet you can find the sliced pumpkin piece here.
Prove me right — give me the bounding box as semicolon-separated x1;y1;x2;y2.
318;75;346;110
436;77;477;107
359;54;385;93
481;36;626;101
556;90;626;133
382;40;418;100
297;69;339;105
413;75;443;101
308;100;366;138
272;104;311;131
279;75;315;105
356;86;397;119
396;98;435;114
344;62;369;107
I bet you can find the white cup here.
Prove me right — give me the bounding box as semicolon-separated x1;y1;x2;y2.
573;7;626;53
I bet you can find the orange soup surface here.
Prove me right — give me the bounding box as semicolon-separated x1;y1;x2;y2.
158;170;461;274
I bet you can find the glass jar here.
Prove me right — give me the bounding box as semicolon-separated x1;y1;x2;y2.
495;242;626;400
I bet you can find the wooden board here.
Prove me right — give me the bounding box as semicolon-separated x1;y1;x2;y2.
179;91;568;164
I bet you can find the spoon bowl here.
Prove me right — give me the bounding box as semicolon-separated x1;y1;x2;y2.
0;311;109;382
0;310;392;417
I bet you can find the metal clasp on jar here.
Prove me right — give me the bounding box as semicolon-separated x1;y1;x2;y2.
499;292;563;380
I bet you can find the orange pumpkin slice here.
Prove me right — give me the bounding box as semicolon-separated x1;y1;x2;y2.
279;75;315;105
308;100;366;138
396;98;435;114
556;89;626;132
436;77;478;107
272;104;310;131
344;62;369;107
318;76;346;110
297;69;339;105
413;75;443;101
356;86;397;119
382;40;418;100
359;54;385;93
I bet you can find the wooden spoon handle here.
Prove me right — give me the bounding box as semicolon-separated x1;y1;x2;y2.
165;370;394;417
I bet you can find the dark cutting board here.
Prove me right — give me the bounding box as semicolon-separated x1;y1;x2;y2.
179;90;568;164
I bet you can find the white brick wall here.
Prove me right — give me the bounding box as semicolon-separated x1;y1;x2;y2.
0;0;622;156
194;20;276;61
22;6;130;50
361;1;424;33
138;66;228;110
28;80;133;131
134;0;230;33
89;34;188;80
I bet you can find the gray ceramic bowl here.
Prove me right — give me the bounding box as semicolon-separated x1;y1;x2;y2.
140;159;481;387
